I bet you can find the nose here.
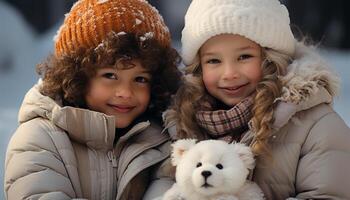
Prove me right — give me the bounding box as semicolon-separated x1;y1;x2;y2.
222;62;239;80
115;83;132;99
201;170;212;179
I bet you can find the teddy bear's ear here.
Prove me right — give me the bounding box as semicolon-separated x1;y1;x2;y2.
231;142;255;170
171;139;197;166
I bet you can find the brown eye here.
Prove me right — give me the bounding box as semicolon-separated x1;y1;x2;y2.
206;58;220;64
196;162;202;168
102;73;117;80
135;76;150;83
238;54;253;61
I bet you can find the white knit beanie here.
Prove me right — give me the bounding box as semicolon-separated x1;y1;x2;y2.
181;0;296;65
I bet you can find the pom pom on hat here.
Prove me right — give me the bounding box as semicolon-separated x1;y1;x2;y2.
54;0;170;57
181;0;296;65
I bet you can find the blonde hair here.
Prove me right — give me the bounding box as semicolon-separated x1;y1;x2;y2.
164;60;207;140
164;47;291;156
250;49;290;156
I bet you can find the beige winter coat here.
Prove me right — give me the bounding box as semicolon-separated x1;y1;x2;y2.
163;43;350;199
4;84;171;200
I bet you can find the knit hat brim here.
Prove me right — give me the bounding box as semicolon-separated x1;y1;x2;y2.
181;0;296;65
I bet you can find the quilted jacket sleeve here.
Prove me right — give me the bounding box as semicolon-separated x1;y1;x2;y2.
295;111;350;199
142;142;176;200
4;119;78;200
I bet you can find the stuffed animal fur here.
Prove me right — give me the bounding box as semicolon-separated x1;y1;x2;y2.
163;139;265;200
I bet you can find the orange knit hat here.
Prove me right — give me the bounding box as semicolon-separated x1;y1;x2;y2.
54;0;171;57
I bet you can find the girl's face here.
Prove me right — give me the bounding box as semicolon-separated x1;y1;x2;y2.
199;34;263;106
85;59;151;128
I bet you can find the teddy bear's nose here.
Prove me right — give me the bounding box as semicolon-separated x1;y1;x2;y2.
201;170;212;178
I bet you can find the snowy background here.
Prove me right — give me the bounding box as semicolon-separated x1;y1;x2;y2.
0;0;349;199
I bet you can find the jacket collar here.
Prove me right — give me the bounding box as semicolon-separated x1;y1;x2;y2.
271;42;339;131
18;84;151;151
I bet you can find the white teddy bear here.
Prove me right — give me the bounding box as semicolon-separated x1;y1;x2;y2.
162;139;265;200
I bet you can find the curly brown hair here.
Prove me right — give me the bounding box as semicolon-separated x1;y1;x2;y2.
37;32;181;122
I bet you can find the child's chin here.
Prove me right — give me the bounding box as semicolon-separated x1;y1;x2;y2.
115;121;131;128
222;98;242;107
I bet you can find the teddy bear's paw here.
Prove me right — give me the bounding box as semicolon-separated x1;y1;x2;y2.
163;184;185;200
237;181;265;200
162;193;185;200
213;195;239;200
162;194;184;200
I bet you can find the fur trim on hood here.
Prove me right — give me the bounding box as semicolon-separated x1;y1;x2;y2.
278;42;339;103
272;42;340;130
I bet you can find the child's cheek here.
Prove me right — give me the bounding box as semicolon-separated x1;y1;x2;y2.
202;70;218;89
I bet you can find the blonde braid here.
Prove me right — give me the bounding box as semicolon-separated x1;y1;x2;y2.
251;48;291;156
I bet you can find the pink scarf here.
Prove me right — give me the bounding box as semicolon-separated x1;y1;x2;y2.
195;96;254;143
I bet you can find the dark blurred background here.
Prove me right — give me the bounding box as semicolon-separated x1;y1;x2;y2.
286;0;350;49
3;0;75;34
3;0;350;49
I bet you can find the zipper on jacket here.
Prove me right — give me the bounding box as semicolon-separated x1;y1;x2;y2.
107;150;119;199
107;150;118;167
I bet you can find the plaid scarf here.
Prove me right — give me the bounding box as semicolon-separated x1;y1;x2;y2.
195;96;254;143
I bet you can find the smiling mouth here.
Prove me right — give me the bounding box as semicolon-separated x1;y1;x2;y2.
220;83;249;94
108;104;135;113
222;83;249;90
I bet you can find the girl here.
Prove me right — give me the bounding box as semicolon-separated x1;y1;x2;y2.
4;0;181;199
164;0;350;199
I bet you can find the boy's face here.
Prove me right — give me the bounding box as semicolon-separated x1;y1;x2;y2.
199;34;263;106
85;59;151;128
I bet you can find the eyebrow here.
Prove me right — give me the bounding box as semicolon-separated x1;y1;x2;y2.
201;45;257;56
99;67;151;74
138;70;151;74
201;52;217;57
235;45;257;51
